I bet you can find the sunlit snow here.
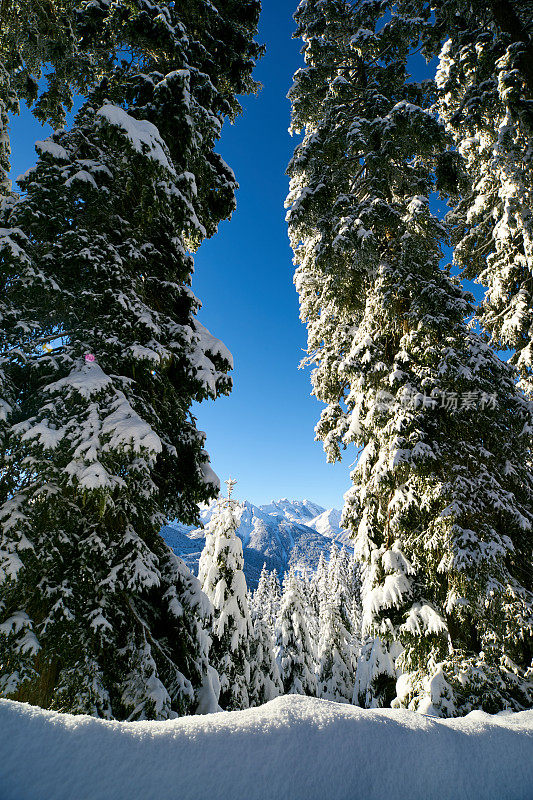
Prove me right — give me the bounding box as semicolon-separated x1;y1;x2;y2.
1;695;532;800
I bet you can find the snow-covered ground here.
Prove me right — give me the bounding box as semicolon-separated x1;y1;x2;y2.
1;695;532;800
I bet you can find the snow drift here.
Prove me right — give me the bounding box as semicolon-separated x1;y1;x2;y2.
1;695;532;800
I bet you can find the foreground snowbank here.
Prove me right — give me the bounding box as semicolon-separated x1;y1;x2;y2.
1;695;532;800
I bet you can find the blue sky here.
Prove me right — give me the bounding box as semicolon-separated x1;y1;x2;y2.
187;2;351;509
8;1;351;509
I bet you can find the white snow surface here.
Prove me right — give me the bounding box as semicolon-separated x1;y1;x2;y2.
1;695;532;800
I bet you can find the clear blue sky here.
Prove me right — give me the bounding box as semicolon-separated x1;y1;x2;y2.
190;2;351;509
8;0;350;509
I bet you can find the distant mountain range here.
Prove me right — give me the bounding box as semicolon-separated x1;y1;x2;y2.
161;499;352;590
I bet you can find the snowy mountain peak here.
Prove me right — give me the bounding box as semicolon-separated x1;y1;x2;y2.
261;498;327;523
163;498;350;589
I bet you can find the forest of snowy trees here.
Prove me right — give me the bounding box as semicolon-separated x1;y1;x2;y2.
0;0;532;725
199;486;361;709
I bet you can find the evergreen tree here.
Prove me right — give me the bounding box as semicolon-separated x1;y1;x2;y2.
0;0;263;139
0;0;78;191
0;65;15;197
249;612;283;707
326;544;341;611
0;105;227;717
248;563;283;705
251;567;282;634
276;568;317;696
198;481;253;710
315;543;357;702
287;0;533;715
268;570;282;628
353;636;398;709
317;600;354;703
0;0;109;471
338;546;360;632
0;0;137;191
250;564;271;617
0;0;261;716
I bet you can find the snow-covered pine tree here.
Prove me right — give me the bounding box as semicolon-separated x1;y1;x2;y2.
0;66;15;197
315;543;356;702
0;1;261;716
248;563;283;705
90;0;262;275
0;0;122;497
251;567;282;634
268;570;282;628
310;548;333;635
346;550;363;649
353;637;398;709
317;599;354;703
249;612;283;707
249;564;274;624
326;543;340;603
287;0;533;715
250;563;271;617
328;544;361;645
0;104;228;718
0;0;71;192
338;545;360;630
292;563;321;655
198;480;253;710
1;0;262;139
404;0;533;397
276;567;317;696
1;0;261;446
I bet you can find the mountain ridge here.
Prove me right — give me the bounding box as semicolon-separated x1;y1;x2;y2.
161;498;352;589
